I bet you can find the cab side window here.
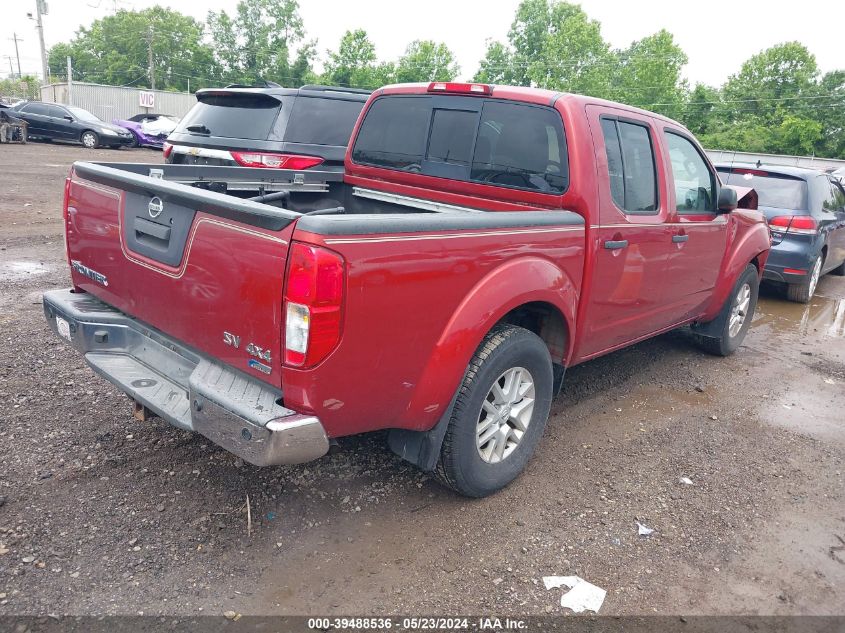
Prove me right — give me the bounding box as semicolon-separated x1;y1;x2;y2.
600;117;658;215
665;132;716;213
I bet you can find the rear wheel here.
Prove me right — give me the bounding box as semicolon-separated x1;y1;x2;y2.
830;259;845;276
434;325;554;498
81;130;99;149
786;255;822;303
695;264;759;356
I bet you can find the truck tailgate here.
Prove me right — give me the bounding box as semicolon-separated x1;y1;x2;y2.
64;162;298;386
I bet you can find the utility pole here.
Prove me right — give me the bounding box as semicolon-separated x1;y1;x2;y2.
4;55;14;77
66;56;73;106
35;0;49;84
146;25;155;91
9;33;23;77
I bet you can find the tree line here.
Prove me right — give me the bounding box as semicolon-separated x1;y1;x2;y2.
32;0;844;158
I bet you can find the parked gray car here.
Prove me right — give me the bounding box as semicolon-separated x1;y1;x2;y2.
716;163;845;303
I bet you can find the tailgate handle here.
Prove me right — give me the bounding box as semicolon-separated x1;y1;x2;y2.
135;216;172;242
672;234;689;243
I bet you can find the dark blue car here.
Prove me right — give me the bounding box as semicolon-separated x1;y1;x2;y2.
716;163;845;303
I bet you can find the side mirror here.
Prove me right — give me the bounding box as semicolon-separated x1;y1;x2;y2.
717;186;737;213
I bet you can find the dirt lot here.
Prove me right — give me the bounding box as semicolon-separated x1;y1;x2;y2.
0;143;843;617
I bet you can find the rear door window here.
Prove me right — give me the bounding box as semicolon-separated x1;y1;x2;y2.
600;118;658;214
352;96;569;194
176;94;282;140
23;103;50;116
716;168;808;210
283;97;365;146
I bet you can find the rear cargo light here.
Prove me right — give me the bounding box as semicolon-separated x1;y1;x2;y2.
427;82;492;95
768;215;818;235
231;151;324;170
284;243;345;367
162;141;173;159
783;268;808;275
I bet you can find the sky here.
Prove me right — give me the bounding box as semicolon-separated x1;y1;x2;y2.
2;0;843;87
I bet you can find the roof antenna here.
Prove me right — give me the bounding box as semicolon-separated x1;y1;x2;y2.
756;159;762;168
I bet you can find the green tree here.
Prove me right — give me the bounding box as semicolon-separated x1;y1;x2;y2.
683;83;723;135
394;40;460;83
206;0;315;87
322;29;394;89
612;29;688;118
814;70;845;158
47;7;219;92
473;0;616;96
473;40;518;84
722;41;819;123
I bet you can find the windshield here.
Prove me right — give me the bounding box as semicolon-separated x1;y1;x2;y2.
717;168;808;210
67;106;101;123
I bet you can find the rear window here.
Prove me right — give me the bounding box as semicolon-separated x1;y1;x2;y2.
717;168;808;210
176;94;281;140
283;97;365;146
351;96;569;194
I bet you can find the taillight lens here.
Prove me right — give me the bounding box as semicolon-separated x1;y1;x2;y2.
284;243;345;367
162;141;173;159
62;176;72;264
231;151;324;170
769;215;817;235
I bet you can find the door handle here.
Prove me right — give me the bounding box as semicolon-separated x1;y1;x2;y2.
672;234;689;243
604;240;628;250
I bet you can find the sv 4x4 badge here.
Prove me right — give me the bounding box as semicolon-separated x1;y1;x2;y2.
223;331;272;373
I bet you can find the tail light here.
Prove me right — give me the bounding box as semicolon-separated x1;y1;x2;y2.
284;243;345;367
769;215;817;235
62;176;72;264
162;142;173;159
231;151;324;170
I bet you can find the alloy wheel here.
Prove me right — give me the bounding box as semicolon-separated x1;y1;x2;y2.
476;367;535;464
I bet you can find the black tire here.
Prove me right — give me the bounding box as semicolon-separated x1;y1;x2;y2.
434;325;554;498
80;130;99;149
127;134;139;148
695;264;759;356
830;259;845;277
785;254;822;304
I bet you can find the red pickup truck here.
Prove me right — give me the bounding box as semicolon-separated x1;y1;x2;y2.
44;82;770;497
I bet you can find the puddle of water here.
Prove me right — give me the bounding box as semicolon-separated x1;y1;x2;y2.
753;293;845;339
0;260;50;280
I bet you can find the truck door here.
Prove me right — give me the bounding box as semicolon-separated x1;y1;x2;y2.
578;107;674;359
660;129;729;319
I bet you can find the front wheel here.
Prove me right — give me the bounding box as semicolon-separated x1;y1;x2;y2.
81;130;99;149
434;325;554;498
695;264;759;356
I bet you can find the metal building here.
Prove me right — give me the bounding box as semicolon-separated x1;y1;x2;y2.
39;82;197;121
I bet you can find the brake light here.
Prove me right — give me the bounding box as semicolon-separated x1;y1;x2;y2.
162;142;173;159
284;243;345;367
427;82;492;96
231;151;324;170
62;176;72;264
768;215;817;235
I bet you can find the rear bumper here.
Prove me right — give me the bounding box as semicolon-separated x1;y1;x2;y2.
42;289;329;467
762;236;821;284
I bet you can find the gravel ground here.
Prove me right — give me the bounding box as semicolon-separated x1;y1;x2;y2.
0;143;843;618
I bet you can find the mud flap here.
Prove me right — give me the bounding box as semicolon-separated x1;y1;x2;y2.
388;391;460;472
